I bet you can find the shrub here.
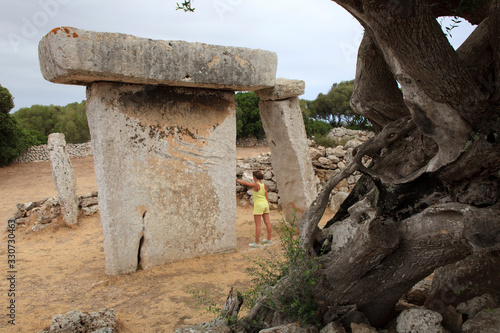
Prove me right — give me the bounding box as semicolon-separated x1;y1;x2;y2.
244;216;322;327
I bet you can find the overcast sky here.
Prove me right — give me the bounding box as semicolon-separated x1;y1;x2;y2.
1;0;476;112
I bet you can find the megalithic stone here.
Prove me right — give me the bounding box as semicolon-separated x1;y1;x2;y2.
38;27;278;275
256;79;317;223
38;27;277;90
47;133;79;226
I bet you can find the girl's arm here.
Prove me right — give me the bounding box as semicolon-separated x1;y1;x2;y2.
237;179;258;191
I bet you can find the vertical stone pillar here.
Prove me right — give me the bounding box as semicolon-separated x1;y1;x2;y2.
38;27;278;275
86;83;237;275
256;79;317;223
47;133;79;225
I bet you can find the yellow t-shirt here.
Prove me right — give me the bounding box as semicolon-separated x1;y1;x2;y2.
253;182;270;215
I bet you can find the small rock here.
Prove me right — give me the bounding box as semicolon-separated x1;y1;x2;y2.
309;148;323;161
457;294;498;319
344;139;363;149
82;205;99;216
462;308;500;333
441;305;463;333
260;323;318;332
350;322;377;333
32;224;49;232
320;322;346;333
396;308;446;333
318;157;331;165
80;197;99;207
268;192;279;204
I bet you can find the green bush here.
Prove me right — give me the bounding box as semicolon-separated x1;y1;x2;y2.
303;117;332;138
311;135;337;148
244;216;322;327
0;84;40;166
235;92;265;139
189;216;322;329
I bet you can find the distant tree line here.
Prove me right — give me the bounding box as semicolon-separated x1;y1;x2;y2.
1;80;371;165
13;101;90;145
0;84;90;166
302;80;372;130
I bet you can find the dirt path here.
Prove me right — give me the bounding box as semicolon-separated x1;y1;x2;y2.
0;146;332;332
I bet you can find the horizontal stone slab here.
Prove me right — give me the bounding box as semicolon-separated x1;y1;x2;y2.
256;78;305;100
39;27;277;90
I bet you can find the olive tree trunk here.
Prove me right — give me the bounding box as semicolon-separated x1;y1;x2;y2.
244;0;500;329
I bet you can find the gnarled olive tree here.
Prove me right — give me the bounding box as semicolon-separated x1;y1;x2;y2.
244;0;500;329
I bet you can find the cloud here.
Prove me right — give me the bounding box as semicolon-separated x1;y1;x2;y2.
0;0;476;112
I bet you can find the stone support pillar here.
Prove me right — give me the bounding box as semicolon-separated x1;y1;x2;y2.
256;79;317;223
47;133;79;225
39;27;277;275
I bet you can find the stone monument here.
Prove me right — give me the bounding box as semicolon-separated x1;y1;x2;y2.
39;27;277;275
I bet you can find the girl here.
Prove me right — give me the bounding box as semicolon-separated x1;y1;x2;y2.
237;171;272;247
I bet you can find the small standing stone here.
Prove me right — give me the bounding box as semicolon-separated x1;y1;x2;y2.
48;133;79;225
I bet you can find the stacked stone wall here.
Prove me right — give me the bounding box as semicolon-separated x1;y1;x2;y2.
237;127;373;213
13;141;93;163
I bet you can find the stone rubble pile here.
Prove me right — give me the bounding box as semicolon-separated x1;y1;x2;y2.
9;191;99;232
13;141;93;163
38;308;116;333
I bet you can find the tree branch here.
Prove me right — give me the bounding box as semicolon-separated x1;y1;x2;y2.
317;202;500;326
351;33;410;132
298;117;415;251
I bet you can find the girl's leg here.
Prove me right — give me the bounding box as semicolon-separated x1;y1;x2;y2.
263;213;272;241
253;214;262;244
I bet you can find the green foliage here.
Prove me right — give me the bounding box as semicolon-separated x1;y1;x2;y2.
187;287;241;327
189;216;322;329
0;85;38;166
244;217;322;327
188;287;223;317
176;0;195;12
303;117;333;138
303;80;372;131
311;135;338;148
0;85;15;115
299;98;331;138
235;91;265;139
12;101;89;144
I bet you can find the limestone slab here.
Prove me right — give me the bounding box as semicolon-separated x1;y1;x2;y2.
259;97;317;223
39;27;277;90
86;82;236;275
256;78;305;101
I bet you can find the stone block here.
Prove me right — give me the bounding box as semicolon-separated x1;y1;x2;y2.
256;78;305;101
39;27;277;91
259;98;317;223
87;82;236;275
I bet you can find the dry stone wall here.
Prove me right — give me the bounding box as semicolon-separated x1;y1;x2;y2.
236;128;373;213
9;191;99;232
13;141;93;163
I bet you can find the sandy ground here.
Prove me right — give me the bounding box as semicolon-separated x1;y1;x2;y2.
0;147;334;332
